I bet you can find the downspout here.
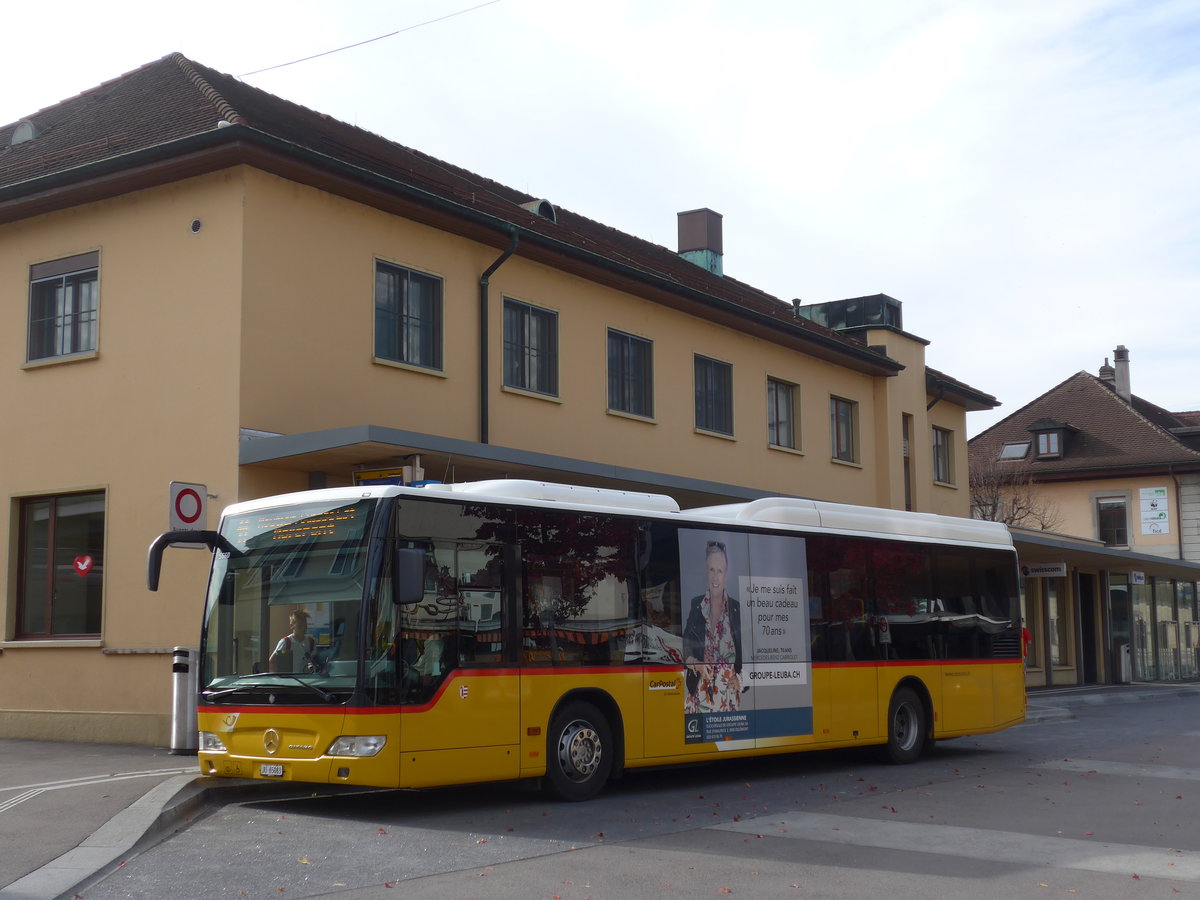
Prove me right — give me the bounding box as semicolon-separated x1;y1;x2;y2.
479;229;520;444
1169;464;1184;560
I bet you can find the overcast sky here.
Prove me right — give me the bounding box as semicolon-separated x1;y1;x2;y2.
4;0;1197;436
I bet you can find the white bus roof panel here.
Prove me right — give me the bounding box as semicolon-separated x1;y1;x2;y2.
419;479;681;514
686;496;1013;548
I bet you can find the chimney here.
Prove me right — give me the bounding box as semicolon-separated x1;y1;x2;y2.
1098;357;1115;386
1113;345;1131;403
677;208;723;275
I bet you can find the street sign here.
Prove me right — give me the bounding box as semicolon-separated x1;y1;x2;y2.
169;481;207;531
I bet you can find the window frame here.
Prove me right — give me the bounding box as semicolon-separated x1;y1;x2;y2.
694;354;734;436
998;441;1030;461
767;377;798;450
374;259;444;371
932;426;955;484
607;329;654;418
1035;430;1062;459
503;297;559;396
27;252;100;363
15;490;106;639
830;395;859;463
1096;495;1129;547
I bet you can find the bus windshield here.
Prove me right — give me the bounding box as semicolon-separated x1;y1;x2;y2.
200;497;378;701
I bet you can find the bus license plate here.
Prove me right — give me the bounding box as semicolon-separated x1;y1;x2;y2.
260;763;284;777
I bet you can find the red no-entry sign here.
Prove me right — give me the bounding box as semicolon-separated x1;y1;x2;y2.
169;481;207;531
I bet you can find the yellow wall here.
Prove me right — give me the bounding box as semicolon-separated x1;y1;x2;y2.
233;170;967;510
1;173;248;742
1034;477;1181;556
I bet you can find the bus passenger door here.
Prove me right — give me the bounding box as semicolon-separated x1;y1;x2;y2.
395;539;521;787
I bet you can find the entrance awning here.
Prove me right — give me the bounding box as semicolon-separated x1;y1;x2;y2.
1012;527;1200;580
238;424;776;510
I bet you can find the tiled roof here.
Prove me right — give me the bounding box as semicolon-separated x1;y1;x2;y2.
968;371;1200;472
0;54;866;360
0;54;1000;404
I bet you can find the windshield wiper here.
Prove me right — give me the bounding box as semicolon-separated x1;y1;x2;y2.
205;675;337;703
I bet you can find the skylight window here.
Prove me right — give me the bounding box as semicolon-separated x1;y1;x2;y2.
998;442;1029;460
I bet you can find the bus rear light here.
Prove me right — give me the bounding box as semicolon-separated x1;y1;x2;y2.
199;731;227;752
328;735;387;757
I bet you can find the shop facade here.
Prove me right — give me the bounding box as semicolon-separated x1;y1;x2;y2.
1014;530;1200;689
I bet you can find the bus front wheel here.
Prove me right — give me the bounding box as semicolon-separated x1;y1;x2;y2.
546;701;613;801
885;686;927;764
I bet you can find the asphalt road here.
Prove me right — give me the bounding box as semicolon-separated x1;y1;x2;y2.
72;693;1200;900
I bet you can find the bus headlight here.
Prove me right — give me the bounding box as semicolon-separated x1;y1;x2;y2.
198;731;227;752
328;735;387;757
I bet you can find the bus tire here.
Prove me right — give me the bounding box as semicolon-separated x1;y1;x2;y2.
546;701;613;801
885;686;927;764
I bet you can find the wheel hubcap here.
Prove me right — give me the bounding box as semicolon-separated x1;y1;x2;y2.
894;704;917;751
557;719;601;782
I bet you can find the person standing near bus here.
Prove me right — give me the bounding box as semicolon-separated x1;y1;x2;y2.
683;540;743;712
270;608;316;673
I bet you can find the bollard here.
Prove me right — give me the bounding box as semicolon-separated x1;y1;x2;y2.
170;646;199;754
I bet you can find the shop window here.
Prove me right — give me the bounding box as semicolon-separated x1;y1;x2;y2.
16;491;105;637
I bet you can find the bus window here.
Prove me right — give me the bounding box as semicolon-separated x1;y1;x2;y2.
933;549;1014;659
872;543;934;660
518;510;639;666
627;521;684;664
810;537;875;662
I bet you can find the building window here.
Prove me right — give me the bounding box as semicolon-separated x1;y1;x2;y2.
28;252;99;362
999;442;1029;460
16;491;106;637
830;396;858;462
504;298;558;395
694;355;733;435
374;260;443;369
607;329;653;417
1097;497;1129;547
1036;431;1062;458
932;426;954;484
767;378;797;449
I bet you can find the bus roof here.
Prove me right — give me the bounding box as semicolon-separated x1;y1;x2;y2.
220;480;1012;550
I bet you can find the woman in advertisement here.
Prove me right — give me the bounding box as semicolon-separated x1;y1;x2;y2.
683;540;743;712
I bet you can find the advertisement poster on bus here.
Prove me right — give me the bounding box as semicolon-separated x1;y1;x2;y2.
679;530;812;744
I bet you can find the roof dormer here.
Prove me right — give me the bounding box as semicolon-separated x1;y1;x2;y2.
1027;418;1076;460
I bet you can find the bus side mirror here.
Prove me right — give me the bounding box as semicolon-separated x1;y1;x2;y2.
147;530;240;591
393;548;425;605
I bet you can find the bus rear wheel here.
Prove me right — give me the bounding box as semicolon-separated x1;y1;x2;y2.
886;686;927;764
546;701;613;801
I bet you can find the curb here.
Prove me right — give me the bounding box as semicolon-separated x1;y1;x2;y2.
1;775;328;900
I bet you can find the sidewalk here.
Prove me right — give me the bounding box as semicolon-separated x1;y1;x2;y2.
3;682;1198;899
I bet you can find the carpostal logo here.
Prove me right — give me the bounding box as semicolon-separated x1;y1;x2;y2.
648;677;680;691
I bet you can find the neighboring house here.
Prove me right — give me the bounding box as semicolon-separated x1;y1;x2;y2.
969;346;1200;687
1;54;996;744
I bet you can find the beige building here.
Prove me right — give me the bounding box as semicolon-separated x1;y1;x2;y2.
969;347;1200;689
1;55;996;744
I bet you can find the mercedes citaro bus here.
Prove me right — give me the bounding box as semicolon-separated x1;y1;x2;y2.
148;479;1024;800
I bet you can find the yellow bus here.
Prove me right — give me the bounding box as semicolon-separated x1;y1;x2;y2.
148;479;1024;801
